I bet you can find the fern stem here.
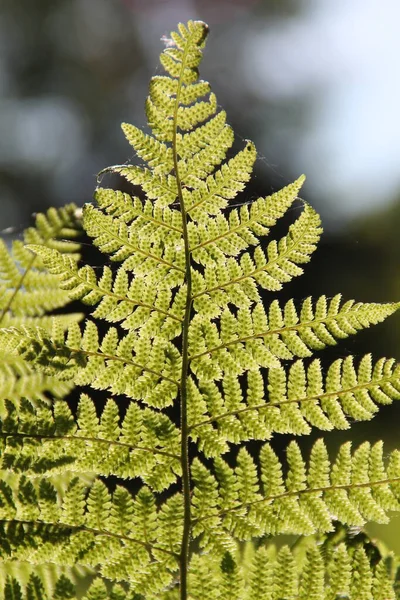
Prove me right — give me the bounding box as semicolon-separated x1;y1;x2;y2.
178;208;192;600
172;37;194;600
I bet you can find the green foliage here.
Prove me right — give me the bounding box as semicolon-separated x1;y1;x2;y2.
0;17;400;599
0;205;82;409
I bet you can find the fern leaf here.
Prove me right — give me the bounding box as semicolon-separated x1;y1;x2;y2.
26;246;185;340
192;203;322;312
112;165;179;208
193;439;400;544
0;395;180;490
0;205;82;410
94;187;183;237
188;175;305;266
184;142;257;221
187;553;220;600
175;109;228;159
121;122;174;175
0;479;179;593
154;538;400;599
0;205;81;326
3;322;181;408
1;18;400;600
82;205;185;286
177;121;234;186
0;350;73;406
188;355;400;448
188;296;400;363
219;551;244;600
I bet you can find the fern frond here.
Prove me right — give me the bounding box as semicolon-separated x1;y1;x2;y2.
2;572;76;600
106;164;180;209
189;312;280;382
266;355;400;428
94;187;183;237
3;322;181;408
0;395;180;491
0;349;73;407
189;296;400;363
1;18;400;600
175;109;228;159
26;245;185;341
183;141;257;221
145;22;209;140
0;205;82;410
188;355;400;452
193;439;400;546
192;203;322;312
5;539;394;599
185;538;398;600
0;477;181;594
177;119;234;186
0;558;97;600
82;205;185;287
0;205;81;326
187;175;305;266
121;122;174;175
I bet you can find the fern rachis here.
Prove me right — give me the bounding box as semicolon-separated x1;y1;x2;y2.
0;18;400;600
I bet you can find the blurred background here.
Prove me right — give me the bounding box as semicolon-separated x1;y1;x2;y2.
1;0;400;551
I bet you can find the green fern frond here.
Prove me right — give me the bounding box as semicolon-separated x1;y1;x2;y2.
0;205;81;326
188;296;399;365
1;18;400;600
0;561;91;600
5;540;395;599
26;245;185;341
187;355;400;454
185;539;398;600
1;569;136;600
187;175;305;266
0;205;82;410
3;573;74;600
177;118;234;186
183;141;257;221
266;354;400;428
2;322;181;408
192;439;400;546
0;479;181;595
0;349;73;407
82;204;185;285
112;165;179;209
0;395;180;490
191;203;322;314
121;122;174;175
175;109;228;159
94;188;182;237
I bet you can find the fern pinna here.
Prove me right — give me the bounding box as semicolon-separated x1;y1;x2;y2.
1;19;400;600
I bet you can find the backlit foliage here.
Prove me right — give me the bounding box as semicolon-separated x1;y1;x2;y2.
0;19;400;599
